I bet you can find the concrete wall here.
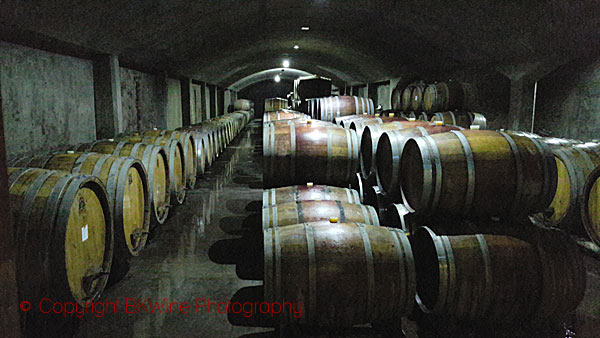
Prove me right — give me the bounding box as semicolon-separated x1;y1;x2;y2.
120;67;167;133
376;84;391;110
191;83;203;123
166;78;182;129
0;42;96;159
534;54;600;141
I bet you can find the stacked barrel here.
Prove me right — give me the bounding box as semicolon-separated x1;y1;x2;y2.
255;98;589;334
390;81;487;129
6;109;252;333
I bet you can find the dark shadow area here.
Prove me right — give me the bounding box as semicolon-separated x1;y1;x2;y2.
228;286;276;328
245;200;263;212
219;216;249;235
208;238;246;265
235;233;264;280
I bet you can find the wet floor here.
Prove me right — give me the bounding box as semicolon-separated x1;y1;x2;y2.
73;120;600;338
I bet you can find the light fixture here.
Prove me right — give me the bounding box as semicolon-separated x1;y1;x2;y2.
293;45;299;49
301;26;310;31
274;75;281;82
282;60;290;68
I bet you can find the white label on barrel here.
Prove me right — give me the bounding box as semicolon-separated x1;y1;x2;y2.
470;125;480;130
82;225;89;242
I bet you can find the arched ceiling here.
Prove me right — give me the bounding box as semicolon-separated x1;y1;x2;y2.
230;68;314;91
1;0;598;90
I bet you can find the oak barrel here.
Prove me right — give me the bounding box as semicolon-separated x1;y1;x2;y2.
265;97;288;112
12;152;150;259
582;166;600;246
141;129;197;188
349;116;409;141
264;221;415;326
76;140;170;225
373;124;461;198
422;82;470;112
391;86;403;110
430;111;487;129
119;135;186;205
262;184;361;208
319;96;374;122
263;111;309;122
262;200;379;229
263;121;359;188
400;85;415;111
400;130;557;218
8;168;113;305
410;84;427;111
234;99;254;111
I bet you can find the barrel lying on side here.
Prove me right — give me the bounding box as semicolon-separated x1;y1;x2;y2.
140;129;197;188
263;121;359;188
262;184;361;208
349;116;408;140
319;96;375;122
264;221;415;326
582;166;600;246
119;135;186;205
400;130;557;218
8;168;113;308
374;124;461;199
430;111;487;129
11;152;150;261
423;82;471;112
262;200;379;229
263;111;309;122
76;140;171;225
541;143;600;232
413;226;585;323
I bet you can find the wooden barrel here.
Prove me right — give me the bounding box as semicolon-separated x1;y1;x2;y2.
76;140;170;225
265;97;288;112
391;86;403;110
542;143;600;232
410;84;427;111
416;112;430;121
349;116;408;140
234;99;254;111
262;184;361;208
263;111;309;122
262;200;379;229
140;130;197;188
430;111;487;129
319;96;374;122
400;85;415;111
413;227;541;322
413;226;585;323
177;129;208;174
582;165;600;246
333;114;373;127
11;152;150;260
400;130;557;218
8;167;113;306
119;135;186;205
263;122;359;188
369;124;459;195
422;82;470;112
264;221;415;326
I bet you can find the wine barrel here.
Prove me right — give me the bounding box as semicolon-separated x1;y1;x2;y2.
263;221;415;326
410;84;426;111
8;167;113;306
177;129;207;174
75;140;170;225
400;85;415;111
262;184;361;208
371;124;460;197
416;112;430;121
400;130;557;218
234;99;254;111
118;135;186;205
413;226;585;323
431;111;487;129
11;152;150;260
262;200;379;229
360;121;430;179
582;166;600;246
543;143;600;231
391;86;403;110
263;122;359;188
139;129;197;188
263;111;309;122
349;116;408;140
333;114;373;127
265;97;288;112
422;82;470;112
319;96;374;122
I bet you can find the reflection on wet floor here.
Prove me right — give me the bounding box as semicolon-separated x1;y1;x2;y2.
71;120;600;338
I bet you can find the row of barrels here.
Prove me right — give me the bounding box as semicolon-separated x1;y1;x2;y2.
6;111;252;332
391;81;472;113
306;95;375;122
250;184;585;327
265;97;288;113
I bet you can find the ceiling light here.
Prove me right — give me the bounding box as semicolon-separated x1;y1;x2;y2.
274;75;281;82
301;26;310;31
282;60;290;68
293;45;299;49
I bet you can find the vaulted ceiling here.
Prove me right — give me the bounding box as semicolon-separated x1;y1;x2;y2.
1;0;598;89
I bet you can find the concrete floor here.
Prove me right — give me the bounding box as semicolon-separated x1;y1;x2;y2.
70;120;600;338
